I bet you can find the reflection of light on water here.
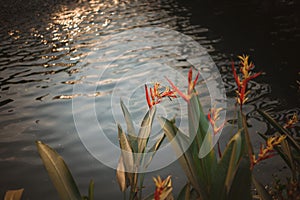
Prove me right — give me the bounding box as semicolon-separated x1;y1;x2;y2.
45;0;117;54
72;27;226;172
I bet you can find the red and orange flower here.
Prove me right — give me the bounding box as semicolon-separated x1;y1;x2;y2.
251;135;286;169
145;82;177;109
231;55;262;108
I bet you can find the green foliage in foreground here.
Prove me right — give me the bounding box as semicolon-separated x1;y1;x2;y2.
36;141;94;200
116;99;165;200
4;57;299;200
159;91;252;200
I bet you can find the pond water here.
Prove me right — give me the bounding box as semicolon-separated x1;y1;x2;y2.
0;0;299;199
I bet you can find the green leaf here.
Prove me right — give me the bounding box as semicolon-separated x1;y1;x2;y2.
188;93;209;147
224;132;243;193
36;141;82;200
4;189;24;200
118;124;134;172
228;156;252;200
177;183;190;200
116;156;130;192
137;107;156;153
144;133;166;168
120;99;136;136
281;139;296;176
158;117;207;199
237;111;253;156
188;93;216;187
257;109;300;151
120;99;138;153
252;175;272;200
211;131;243;200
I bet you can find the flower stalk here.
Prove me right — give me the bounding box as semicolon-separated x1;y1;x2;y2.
166;68;199;103
231;55;262;109
251;135;286;169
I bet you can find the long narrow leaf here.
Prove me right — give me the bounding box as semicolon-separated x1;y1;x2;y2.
280;139;297;178
158;117;207;199
225;133;243;190
211;132;241;200
36;141;82;200
137;107;156;153
116;156;128;192
4;189;24;200
120;100;138;153
118;124;134;172
120;99;136;136
177;183;190;200
228;157;252;200
257;109;300;151
144;133;166;168
188;93;209;145
237;111;253;156
188;93;216;186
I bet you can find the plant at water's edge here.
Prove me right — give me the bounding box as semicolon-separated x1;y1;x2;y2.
27;55;297;200
158;66;255;200
4;189;24;200
116;99;166;200
256;109;300;199
158;56;293;199
36;141;94;200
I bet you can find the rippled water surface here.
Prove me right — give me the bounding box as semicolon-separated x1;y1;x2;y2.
0;0;299;199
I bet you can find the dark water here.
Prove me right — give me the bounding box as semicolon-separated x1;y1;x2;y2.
0;0;299;199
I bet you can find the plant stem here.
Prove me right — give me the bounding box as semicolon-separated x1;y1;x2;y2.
138;173;145;200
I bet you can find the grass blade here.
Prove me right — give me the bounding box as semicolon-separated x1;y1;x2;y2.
36;141;82;200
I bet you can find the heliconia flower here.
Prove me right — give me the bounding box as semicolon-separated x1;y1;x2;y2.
207;107;225;157
231;55;262;108
145;83;177;109
284;113;298;129
153;175;173;200
207;107;225;135
251;135;286;169
166;67;199;103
